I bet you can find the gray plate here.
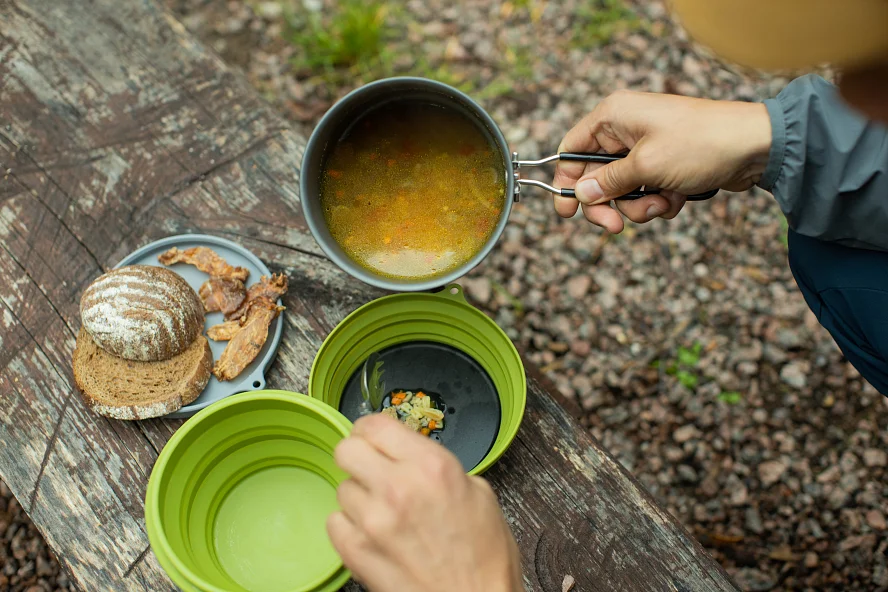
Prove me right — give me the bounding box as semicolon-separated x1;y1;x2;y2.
115;234;284;418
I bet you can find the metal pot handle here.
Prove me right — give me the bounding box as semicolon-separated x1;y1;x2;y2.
512;152;719;202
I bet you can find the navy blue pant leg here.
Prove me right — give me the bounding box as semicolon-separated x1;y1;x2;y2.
787;228;888;394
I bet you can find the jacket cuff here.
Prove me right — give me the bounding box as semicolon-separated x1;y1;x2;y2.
759;97;787;191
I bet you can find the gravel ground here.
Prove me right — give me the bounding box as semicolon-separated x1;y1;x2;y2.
5;1;887;590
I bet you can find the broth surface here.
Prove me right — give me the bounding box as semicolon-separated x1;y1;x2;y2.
320;102;506;280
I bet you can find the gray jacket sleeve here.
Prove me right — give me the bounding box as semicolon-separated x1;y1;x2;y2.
759;74;888;251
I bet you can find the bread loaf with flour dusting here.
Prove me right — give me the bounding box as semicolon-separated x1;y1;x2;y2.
80;265;204;361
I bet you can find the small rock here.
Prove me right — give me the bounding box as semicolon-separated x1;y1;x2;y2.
866;509;886;531
444;37;469;61
780;361;808;389
562;574;575;592
570;339;591;357
676;464;698;484
35;555;53;578
863;448;887;468
839;534;876;552
673;424;699;444
530;120;551;143
463;277;492;304
758;460;787;486
730;484;749;506
257;1;283;19
745;506;764;534
803;552;819;568
566;275;592;299
733;567;775;592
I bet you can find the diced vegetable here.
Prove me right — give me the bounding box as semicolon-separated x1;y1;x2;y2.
420;428;430;436
429;420;437;430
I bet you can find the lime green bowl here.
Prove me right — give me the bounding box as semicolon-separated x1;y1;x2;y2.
145;390;352;592
309;284;526;475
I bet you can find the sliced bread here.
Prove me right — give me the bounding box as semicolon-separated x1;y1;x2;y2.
72;327;212;420
80;265;205;362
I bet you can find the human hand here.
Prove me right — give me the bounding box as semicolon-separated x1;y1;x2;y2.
553;90;772;233
328;414;523;592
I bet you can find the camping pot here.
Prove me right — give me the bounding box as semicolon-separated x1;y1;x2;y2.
300;77;719;292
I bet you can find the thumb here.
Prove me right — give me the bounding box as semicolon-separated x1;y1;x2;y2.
574;154;644;205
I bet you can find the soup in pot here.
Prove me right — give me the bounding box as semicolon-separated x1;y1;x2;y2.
320;102;506;281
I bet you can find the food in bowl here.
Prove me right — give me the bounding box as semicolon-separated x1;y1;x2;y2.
319;101;506;281
380;389;446;437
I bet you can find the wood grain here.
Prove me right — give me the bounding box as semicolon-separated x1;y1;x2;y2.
0;0;738;589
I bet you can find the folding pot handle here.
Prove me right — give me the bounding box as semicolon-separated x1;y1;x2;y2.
513;152;720;201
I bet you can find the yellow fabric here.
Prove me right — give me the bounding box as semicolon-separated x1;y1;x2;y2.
670;0;888;70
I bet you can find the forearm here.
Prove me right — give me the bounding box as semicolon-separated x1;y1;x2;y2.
758;74;888;251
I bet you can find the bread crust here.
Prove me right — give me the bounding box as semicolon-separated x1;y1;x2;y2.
80;266;204;362
73;327;212;420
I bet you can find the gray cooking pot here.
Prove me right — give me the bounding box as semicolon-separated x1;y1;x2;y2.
300;77;719;292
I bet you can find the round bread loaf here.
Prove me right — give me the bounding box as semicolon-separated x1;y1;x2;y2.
80;265;204;361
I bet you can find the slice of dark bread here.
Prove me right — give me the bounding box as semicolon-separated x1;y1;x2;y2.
73;327;212;420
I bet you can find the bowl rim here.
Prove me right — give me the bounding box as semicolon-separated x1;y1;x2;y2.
308;285;526;475
145;390;352;592
299;76;514;292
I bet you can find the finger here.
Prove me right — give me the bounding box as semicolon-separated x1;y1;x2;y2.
553;195;579;218
336;478;372;524
613;194;670;224
656;189;687;220
552;161;604;193
581;203;624;234
574;154;647;206
327;512;395;589
554;114;603;186
352;413;437;462
334;434;395;489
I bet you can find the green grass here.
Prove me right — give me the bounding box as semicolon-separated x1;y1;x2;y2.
652;342;703;390
288;0;394;81
718;391;742;405
571;0;642;49
285;0;532;100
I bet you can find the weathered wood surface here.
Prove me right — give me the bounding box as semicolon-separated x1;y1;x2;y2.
0;0;738;590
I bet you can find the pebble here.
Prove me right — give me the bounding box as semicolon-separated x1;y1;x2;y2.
863;448;887;468
780;361;808;389
758;460;787;487
566;275;592;299
865;509;886;531
673;425;699;444
745;506;764;534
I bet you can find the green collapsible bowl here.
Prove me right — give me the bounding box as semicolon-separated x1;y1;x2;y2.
145;390;352;592
309;284;526;475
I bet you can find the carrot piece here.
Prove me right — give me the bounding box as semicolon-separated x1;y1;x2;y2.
420;428;431;436
428;420;437;430
327;170;342;178
386;159;396;167
416;392;425;398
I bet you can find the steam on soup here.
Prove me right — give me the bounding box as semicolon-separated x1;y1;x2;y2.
320;102;506;281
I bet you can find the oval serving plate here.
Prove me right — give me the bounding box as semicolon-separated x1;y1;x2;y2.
116;234;284;418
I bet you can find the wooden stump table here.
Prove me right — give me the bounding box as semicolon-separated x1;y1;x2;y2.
0;0;739;590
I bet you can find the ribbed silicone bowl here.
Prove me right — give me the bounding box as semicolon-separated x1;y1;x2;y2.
308;284;526;475
145;390;352;592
